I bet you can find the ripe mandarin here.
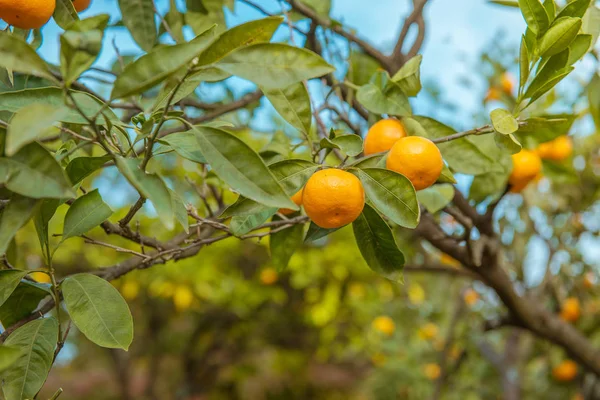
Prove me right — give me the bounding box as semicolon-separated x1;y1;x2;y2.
536;136;573;161
386;136;443;191
501;73;514;94
364;119;407;155
423;363;441;380
302;169;365;229
0;0;56;29
552;360;578;382
279;188;304;216
372;316;395;336
560;297;581;323
508;149;542;192
72;0;91;12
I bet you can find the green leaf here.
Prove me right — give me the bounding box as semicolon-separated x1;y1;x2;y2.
543;0;556;19
514;114;575;147
216;43;335;89
230;209;276;236
192;126;298;209
0;143;75;199
116;157;174;229
299;0;331;17
53;0;80;29
582;6;600;47
589;73;600;130
489;0;520;7
417;184;455;213
518;0;550;35
404;117;499;175
304;222;340;243
542;159;579;184
158;132;207;163
197;16;283;66
0;281;51;328
490;108;519;134
0;87;120;125
537;16;582;57
185;0;225;36
1;318;58;400
62;190;112;241
352;204;405;281
0;270;28;308
65;156;112;185
556;0;591;19
320;134;364;157
0;195;38;256
111;26;217;99
34;199;61;258
349;51;380;87
270;216;304;271
264;82;312;134
349;153;387;169
221;159;318;218
356;82;412;117
390;54;422;97
495;131;523;154
567;34;593;64
0;346;21;373
118;0;157;52
60;15;110;86
468;135;512;202
519;36;531;91
438;164;457;184
62;274;134;351
528;66;573;104
169;189;189;233
526;49;570;98
6;103;68;156
354;168;420;229
0;32;56;82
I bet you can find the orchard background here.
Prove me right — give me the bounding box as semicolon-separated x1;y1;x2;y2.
0;0;600;399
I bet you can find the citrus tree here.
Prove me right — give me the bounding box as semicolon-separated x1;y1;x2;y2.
0;0;599;398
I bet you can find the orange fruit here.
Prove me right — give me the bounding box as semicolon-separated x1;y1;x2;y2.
260;268;278;285
279;188;304;216
508;149;542;192
363;119;407;155
372;316;395;336
417;323;439;340
560;297;581;323
464;288;479;306
302;169;365;228
30;271;52;284
501;73;514;94
0;0;56;29
536;136;573;161
552;360;578;382
386;136;443;191
484;87;502;102
72;0;91;12
423;363;441;380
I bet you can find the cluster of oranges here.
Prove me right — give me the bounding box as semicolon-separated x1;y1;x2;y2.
0;0;90;29
508;135;573;193
485;72;515;102
283;118;443;229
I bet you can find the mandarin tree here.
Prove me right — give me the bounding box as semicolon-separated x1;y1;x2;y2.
0;0;599;399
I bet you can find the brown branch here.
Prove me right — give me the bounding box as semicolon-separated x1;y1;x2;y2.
391;0;429;69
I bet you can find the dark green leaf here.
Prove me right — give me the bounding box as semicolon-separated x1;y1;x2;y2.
0;195;38;255
216;43;335;89
0;143;75;199
115;157;174;229
0;32;56;82
230;209;276;236
417;184;455;213
34;199;61;257
0;281;50;328
6;103;68;156
356;82;412;117
1;318;58;400
320;134;363;157
350;153;387;169
525;49;569;98
53;0;80;29
192;126;297;209
354;168;420;229
169;189;189;233
352;204;405;281
62;274;133;350
304;222;340;243
65;156;112;185
270;216;304;271
158;132;206;163
514;114;575;147
0;270;28;308
62;190;112;241
519;35;530;90
264;82;312;134
118;0;157;52
111;26;217;99
528;67;573;104
495;131;523;154
437;164;457;184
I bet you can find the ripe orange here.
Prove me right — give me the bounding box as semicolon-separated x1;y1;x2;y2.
279;188;304;216
260;268;278;285
418;323;439;340
484;87;502;102
560;297;581;323
72;0;91;12
0;0;56;29
423;363;441;380
464;288;479;306
552;360;578;382
508;149;542;192
30;271;52;284
536;136;573;161
372;316;395;336
302;169;365;229
364;119;407;155
386;136;443;191
501;73;514;94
